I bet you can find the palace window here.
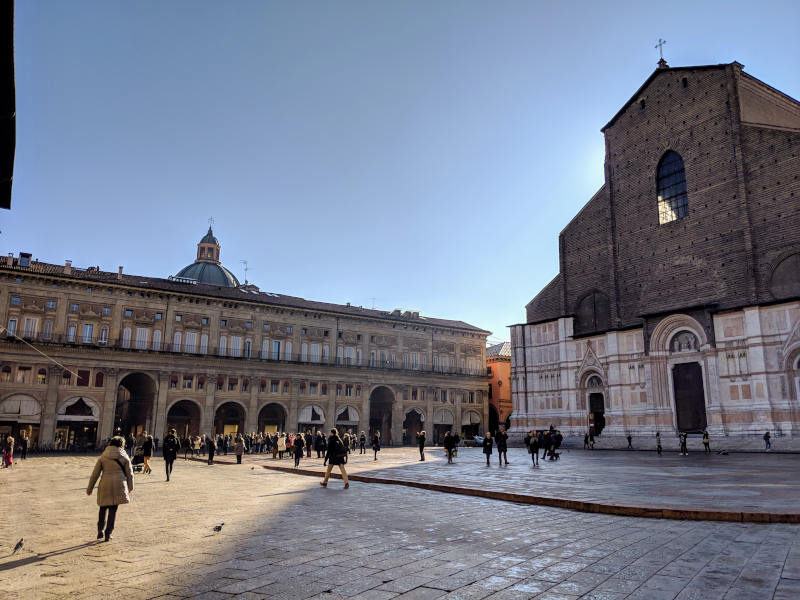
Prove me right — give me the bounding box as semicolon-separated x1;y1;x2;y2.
95;372;104;387
657;150;689;224
46;300;57;309
38;369;47;385
16;366;31;384
152;329;162;350
124;309;132;317
270;380;279;393
102;307;111;316
68;323;78;343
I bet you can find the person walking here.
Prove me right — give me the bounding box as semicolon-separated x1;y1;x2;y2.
141;434;154;474
359;431;366;454
417;430;426;461
496;427;509;465
702;430;711;454
206;435;216;465
627;434;633;449
162;428;180;481
314;431;326;458
86;436;133;542
342;432;351;463
293;433;304;467
764;431;771;450
588;431;595;450
524;430;539;467
372;431;381;461
320;428;349;489
234;435;245;464
679;431;688;456
482;432;493;466
305;432;313;458
656;431;662;456
583;433;589;450
277;433;287;459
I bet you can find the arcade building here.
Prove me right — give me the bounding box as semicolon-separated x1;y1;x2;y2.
0;228;489;449
511;60;800;441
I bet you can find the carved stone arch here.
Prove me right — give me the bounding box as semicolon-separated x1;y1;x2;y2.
782;322;800;402
576;366;607;415
58;395;101;420
213;398;248;413
0;393;43;420
767;249;800;300
257;399;289;416
649;314;708;354
166;397;203;414
116;370;158;388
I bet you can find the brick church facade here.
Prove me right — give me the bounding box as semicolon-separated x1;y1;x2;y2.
511;60;800;441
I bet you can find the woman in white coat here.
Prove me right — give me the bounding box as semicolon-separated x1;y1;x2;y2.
87;436;134;541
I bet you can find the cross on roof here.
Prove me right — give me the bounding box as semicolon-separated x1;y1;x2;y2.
208;216;215;227
655;38;667;60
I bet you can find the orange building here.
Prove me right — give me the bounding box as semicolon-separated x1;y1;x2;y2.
486;342;511;432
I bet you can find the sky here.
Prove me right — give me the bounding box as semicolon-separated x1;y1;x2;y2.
5;1;800;343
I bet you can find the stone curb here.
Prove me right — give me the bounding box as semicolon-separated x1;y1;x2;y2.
253;463;800;524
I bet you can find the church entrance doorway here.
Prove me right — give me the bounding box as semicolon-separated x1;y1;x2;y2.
369;386;394;445
488;404;499;434
215;402;245;436
116;373;157;436
167;400;201;438
588;393;605;435
673;362;707;433
402;408;424;445
258;403;286;433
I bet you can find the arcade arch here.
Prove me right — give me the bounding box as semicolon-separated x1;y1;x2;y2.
56;396;101;450
432;408;454;444
167;399;202;438
0;394;41;448
402;407;424;444
369;386;394;444
258;402;287;433
215;402;246;436
116;372;157;436
461;409;482;439
335;405;360;434
297;404;325;433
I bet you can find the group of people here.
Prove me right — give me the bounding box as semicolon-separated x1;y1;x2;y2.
521;428;563;466
1;431;30;468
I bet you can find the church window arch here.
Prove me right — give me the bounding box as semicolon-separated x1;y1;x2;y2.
574;291;610;334
657;150;689;224
768;253;800;300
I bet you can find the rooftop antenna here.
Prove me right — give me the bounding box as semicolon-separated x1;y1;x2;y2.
240;259;249;285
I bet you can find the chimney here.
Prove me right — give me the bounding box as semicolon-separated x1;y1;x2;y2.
117;266;124;280
64;260;72;275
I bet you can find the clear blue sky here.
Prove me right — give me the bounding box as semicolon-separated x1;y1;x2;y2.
5;1;800;343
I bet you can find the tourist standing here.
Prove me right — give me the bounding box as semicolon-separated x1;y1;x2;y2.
320;428;349;489
679;431;688;456
583;433;589;450
702;430;711;454
293;433;304;467
314;431;326;458
359;431;366;454
482;432;493;466
305;432;313;458
496;427;509;466
524;430;539;467
86;436;133;542
277;433;287;459
627;434;633;449
234;435;245;464
417;430;426;461
3;435;14;468
372;431;381;461
141;434;154;474
764;431;771;450
162;428;180;481
19;431;28;460
656;432;662;456
206;435;216;465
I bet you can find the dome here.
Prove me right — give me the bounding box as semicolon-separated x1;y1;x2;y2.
200;227;219;245
175;262;240;287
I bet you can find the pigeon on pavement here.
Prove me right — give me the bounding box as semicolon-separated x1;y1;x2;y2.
213;523;224;533
12;538;23;554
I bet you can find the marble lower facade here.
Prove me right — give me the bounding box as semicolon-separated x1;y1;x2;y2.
509;301;800;440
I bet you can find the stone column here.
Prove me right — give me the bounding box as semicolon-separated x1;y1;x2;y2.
325;382;337;433
425;388;434;445
245;381;259;433
391;386;405;446
361;386;371;436
152;371;170;438
39;365;62;447
201;374;216;435
288;379;299;432
99;368;119;442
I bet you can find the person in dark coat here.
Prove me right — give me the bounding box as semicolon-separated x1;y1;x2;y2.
679;431;688;456
482;432;493;466
141;434;154;474
314;431;326;458
206;435;216;465
524;429;539;467
359;431;366;454
320;428;349;489
305;432;313;457
293;433;305;467
162;428;181;481
496;427;509;466
442;431;453;463
372;431;381;461
417;430;426;461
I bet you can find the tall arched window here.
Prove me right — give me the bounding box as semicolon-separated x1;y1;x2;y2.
657;150;688;224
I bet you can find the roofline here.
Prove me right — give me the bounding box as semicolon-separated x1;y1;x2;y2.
1;262;491;335
601;62;739;132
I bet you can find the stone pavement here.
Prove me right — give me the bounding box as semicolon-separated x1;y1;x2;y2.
218;446;800;521
3;454;800;599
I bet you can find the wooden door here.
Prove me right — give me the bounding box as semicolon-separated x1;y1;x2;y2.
673;362;707;433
